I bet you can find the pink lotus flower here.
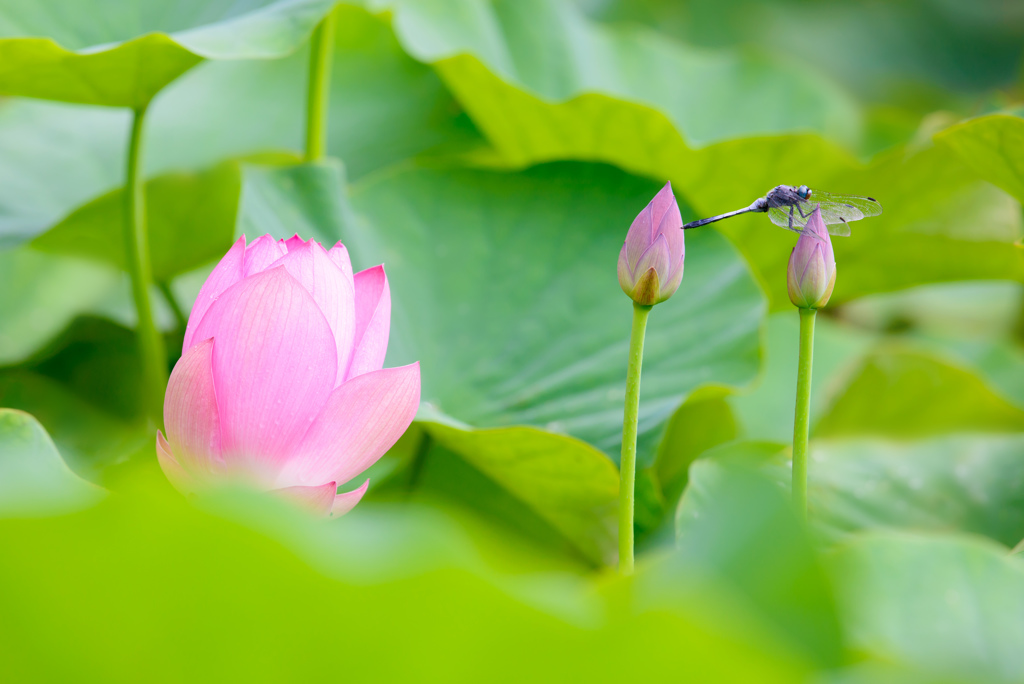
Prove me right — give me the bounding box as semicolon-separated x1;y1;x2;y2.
618;182;685;306
787;208;836;309
156;234;420;516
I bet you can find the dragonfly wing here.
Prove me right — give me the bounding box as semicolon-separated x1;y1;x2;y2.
769;199;830;236
827;220;852;237
767;205;810;231
767;191;880;238
813;191;882;224
818;203;864;224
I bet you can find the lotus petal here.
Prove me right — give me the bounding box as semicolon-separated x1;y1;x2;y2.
156;431;194;494
164;338;222;475
242;234;287;277
347;265;390;381
270;242;356;385
183;236;245;351
192;267;337;479
277;363;420;487
275;481;337;516
331;479;369;517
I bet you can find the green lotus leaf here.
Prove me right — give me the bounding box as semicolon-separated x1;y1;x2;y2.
0;407;104;516
935;114;1024;204
680;434;1024;548
816;348;1024;438
831;532;1024;682
345;0;1024;307
0;0;336;107
231;159;764;563
0;479;814;681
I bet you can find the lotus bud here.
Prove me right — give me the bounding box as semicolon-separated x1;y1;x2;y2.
618;182;685;306
156;234;421;517
787;207;836;309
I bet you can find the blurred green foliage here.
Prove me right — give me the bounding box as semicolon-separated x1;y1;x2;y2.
1;0;1024;680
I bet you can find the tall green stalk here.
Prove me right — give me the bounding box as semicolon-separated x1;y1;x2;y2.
125;105;167;428
791;307;816;518
304;10;337;162
619;302;651;574
157;281;187;333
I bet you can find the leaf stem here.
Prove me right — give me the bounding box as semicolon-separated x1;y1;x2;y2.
304;10;336;162
792;307;816;519
125;105;167;429
620;302;651;573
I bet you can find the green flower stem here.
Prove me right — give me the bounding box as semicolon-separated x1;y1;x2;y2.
125;105;167;428
792;307;817;518
158;281;187;333
304;10;337;162
619;302;651;574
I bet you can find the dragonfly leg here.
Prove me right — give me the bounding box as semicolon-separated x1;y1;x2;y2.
794;202;826;241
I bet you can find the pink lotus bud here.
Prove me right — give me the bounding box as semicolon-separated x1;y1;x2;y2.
157;235;420;517
787;208;837;309
618;182;685;306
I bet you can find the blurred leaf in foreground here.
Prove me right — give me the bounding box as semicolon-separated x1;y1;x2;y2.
0;408;103;516
0;477;813;682
830;531;1024;683
674;444;1024;678
664;464;843;668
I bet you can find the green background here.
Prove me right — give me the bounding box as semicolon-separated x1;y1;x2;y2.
1;0;1023;680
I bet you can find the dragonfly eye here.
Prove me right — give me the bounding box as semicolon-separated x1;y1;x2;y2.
797;185;811;199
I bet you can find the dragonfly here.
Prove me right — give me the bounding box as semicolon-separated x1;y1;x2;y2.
682;185;882;238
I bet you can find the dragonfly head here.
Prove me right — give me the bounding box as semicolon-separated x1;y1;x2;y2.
796;185;812;200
